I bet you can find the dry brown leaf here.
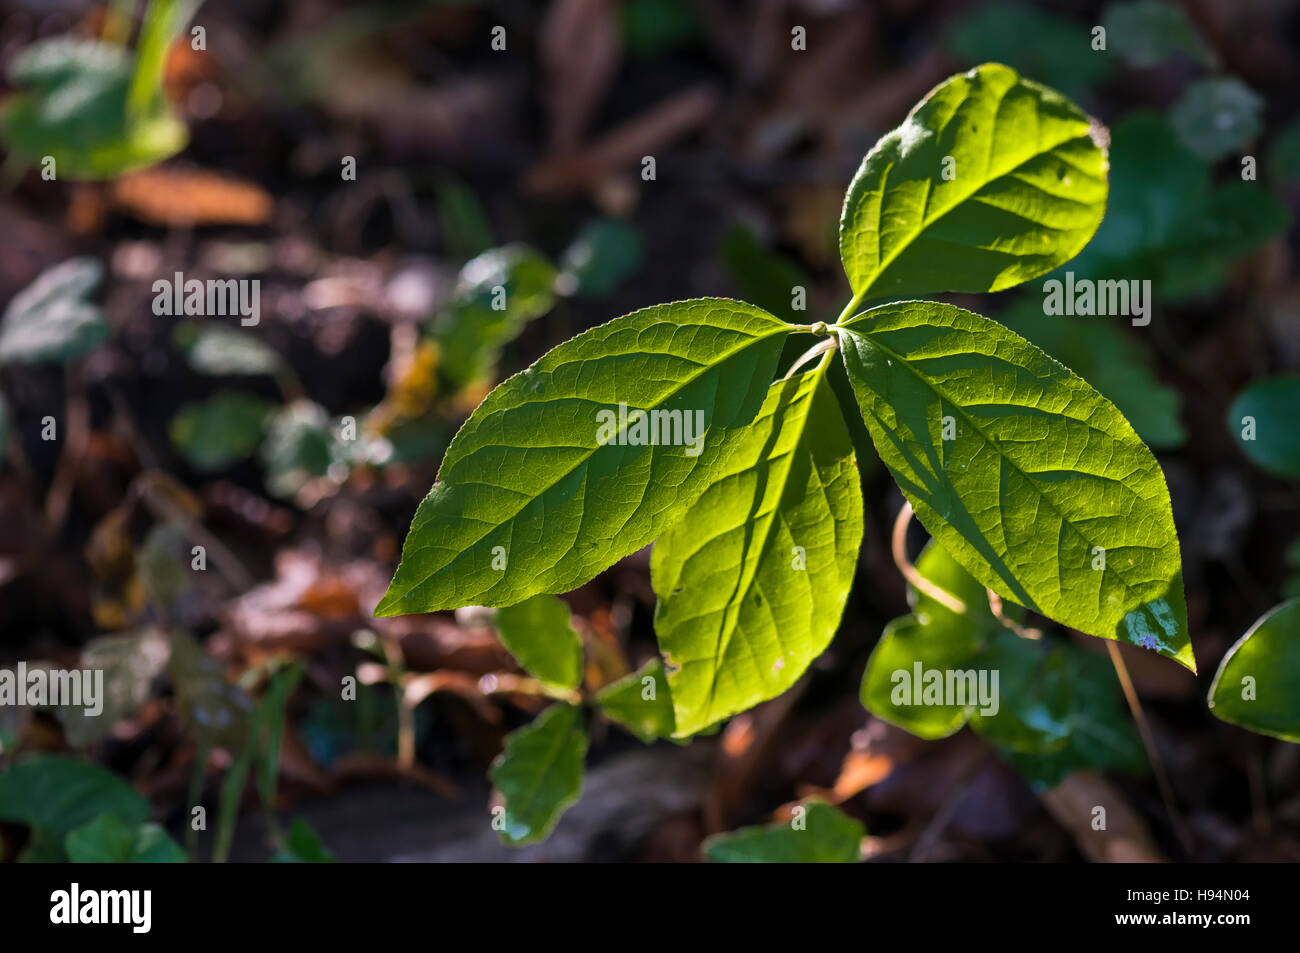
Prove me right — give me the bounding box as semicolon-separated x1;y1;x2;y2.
111;166;273;227
1040;771;1167;862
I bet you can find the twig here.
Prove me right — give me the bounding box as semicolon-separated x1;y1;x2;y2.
1104;639;1196;858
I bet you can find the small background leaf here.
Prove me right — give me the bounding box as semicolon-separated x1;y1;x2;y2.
489;703;587;845
703;801;864;862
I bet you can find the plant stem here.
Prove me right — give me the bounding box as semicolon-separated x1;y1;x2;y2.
782;337;838;381
890;501;966;614
1104;638;1196;858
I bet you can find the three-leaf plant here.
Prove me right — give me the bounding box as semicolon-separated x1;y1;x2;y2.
377;64;1195;842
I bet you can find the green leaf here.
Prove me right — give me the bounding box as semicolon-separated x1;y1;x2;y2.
1208;599;1300;742
169;391;273;472
270;817;336;862
494;594;583;690
65;814;186;863
969;630;1072;754
593;658;677;742
1268;119;1300;184
998;644;1145;787
839;300;1193;671
946;4;1114;100
0;754;148;841
1057;113;1287;302
260;399;335;498
0;257;107;365
861;614;982;739
838;63;1107;303
558;219;644;299
703;801;864;863
862;540;1000;739
652;367;863;735
489;703;587;845
1102;0;1214;69
431;244;558;390
256;662;303;805
174;324;286;377
1169;77;1262;162
997;297;1185;449
377;299;791;617
1227;376;1300;478
0;37;187;180
435;174;495;260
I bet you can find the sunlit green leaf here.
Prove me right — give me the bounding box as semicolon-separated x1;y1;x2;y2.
653;368;863;735
378;299;790;616
494;593;583;690
593;658;677;742
839;300;1193;671
839;63;1107;303
997;297;1185;449
558;219;644;299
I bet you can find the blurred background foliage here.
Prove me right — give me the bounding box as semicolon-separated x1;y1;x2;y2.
0;0;1298;863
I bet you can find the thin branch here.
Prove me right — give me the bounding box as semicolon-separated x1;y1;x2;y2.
891;501;966;614
1104;638;1196;858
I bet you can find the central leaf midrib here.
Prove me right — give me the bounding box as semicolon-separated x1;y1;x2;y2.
845;325;1159;622
695;368;827;725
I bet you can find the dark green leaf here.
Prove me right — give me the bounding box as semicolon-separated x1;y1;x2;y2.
1208;599;1300;742
703;801;864;863
169;391;273;472
431;244;558;389
270;817;336;862
489;703;587;845
1227;376;1300;478
947;4;1113;100
0;38;187;180
0;754;148;840
65;814;186;863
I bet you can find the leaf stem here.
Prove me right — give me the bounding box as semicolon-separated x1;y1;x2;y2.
1104;638;1196;858
891;502;966;614
835;289;868;327
782;337;838;381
